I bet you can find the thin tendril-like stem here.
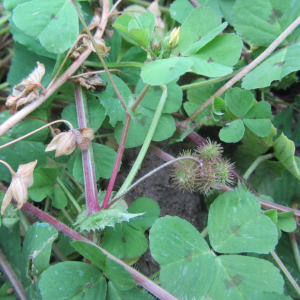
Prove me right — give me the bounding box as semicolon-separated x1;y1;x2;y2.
108;156;202;208
0;119;73;150
271;250;300;296
0;160;15;175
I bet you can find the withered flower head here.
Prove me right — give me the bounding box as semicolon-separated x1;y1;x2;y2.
45;128;94;156
6;62;45;114
1;160;37;215
45;130;77;157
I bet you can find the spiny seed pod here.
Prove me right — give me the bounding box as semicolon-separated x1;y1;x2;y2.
196;138;223;162
214;159;234;188
197;161;219;195
171;150;201;192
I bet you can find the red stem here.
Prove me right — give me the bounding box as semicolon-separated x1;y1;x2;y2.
101;113;131;210
12;199;179;300
75;83;100;215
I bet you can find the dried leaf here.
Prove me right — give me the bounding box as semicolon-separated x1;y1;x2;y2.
70;74;107;92
6;62;45;113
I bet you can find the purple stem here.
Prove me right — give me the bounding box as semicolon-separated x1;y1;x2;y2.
101;114;131;210
75;83;100;215
0;249;26;300
12;199;179;300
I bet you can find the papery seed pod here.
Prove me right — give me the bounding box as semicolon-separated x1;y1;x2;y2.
75;128;94;150
45;130;77;157
1;160;37;214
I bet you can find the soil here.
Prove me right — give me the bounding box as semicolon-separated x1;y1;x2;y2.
114;141;207;276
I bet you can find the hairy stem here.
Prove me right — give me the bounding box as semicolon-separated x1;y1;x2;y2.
116;85;168;197
0;249;26;300
109;156;203;207
271;250;300;296
182;15;300;127
14;199;179;300
0;159;15;175
74;83;100;215
243;153;274;180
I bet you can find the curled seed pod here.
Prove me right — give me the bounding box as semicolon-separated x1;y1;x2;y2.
171;150;201;192
196;138;223;162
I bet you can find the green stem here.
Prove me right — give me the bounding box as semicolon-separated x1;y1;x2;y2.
18;211;31;232
181;67;245;91
84;61;144;69
66;171;85;194
61;209;75;224
52;243;68;262
0;26;9;35
0;14;10;26
115;85;168;197
44;197;50;213
200;226;208;238
0;82;9;90
57;177;81;213
271;250;300;296
243;153;274;180
289;232;300;273
125;0;170;13
149;270;160;280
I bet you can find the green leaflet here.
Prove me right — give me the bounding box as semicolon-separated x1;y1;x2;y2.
7;42;55;88
169;0;207;23
39;262;106;300
28;167;68;209
274;134;300;180
249;292;292;300
219;89;272;143
107;282;155;300
71;241;107;272
208;190;278;254
113;12;155;47
232;0;300;47
21;223;58;288
12;0;79;53
206;255;284;299
141;57;194;85
242;44;300;89
150;216;215;299
61;100;106;131
102;222;148;259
